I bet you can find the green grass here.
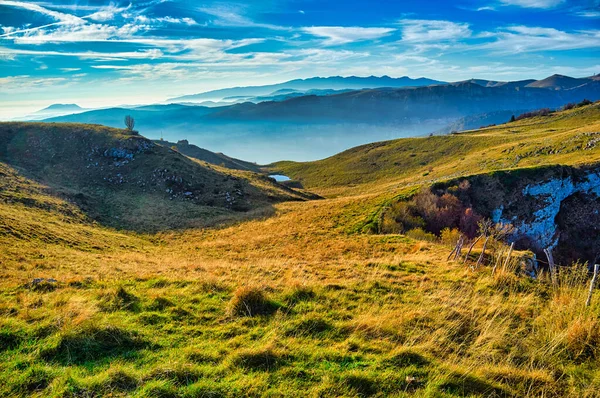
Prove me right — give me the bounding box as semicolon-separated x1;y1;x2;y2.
1;104;600;396
268;103;600;195
0;122;312;232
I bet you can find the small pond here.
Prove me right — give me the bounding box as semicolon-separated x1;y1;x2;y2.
269;174;291;182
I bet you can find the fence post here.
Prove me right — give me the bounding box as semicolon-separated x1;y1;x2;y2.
463;235;481;264
543;248;557;286
476;236;490;269
586;264;600;307
502;242;515;273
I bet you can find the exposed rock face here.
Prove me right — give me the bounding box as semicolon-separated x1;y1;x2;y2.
494;170;600;251
434;165;600;265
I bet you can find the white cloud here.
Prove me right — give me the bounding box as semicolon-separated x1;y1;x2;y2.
0;46;164;60
8;22;150;44
0;75;70;93
87;5;130;22
481;26;600;53
199;5;287;30
399;20;471;42
499;0;565;8
135;16;198;25
0;1;85;24
575;10;600;18
302;26;395;45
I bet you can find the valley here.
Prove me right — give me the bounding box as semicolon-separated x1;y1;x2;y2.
1;103;600;397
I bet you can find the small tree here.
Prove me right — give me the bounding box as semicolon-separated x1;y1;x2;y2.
510;115;516;122
124;115;135;131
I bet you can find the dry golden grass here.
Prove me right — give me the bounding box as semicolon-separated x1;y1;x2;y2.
2;105;600;396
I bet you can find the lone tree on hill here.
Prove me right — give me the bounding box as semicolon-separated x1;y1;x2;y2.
124;115;135;131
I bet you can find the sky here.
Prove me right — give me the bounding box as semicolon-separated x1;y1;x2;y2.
0;0;599;119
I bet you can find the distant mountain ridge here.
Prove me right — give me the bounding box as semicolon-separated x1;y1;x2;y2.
42;74;600;162
169;75;445;102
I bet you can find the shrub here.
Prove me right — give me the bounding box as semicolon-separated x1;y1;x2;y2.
380;201;425;234
381;186;484;239
386;349;429;368
578;99;592;107
341;373;377;396
228;286;278;317
285;316;334;338
516;108;553;121
459;208;482;239
441;228;461;245
284;284;316;304
406;228;437;242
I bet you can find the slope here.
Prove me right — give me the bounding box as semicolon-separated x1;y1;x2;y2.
3;106;600;398
270;102;600;194
0;122;312;232
153;139;261;172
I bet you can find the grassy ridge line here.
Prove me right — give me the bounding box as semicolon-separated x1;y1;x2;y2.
268;103;600;195
0;122;315;232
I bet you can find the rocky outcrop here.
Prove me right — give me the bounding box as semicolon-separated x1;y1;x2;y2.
434;165;600;265
494;170;600;250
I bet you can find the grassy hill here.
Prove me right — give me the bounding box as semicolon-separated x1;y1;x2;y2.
153;139;262;172
0;122;311;232
1;106;600;397
269;102;600;194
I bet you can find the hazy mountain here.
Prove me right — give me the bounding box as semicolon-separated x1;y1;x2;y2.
20;103;88;121
44;75;600;163
169;75;444;102
525;74;592;90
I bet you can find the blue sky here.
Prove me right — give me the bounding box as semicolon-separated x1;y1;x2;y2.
0;0;599;118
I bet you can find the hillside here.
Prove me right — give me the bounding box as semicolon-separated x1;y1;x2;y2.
270;103;600;265
270;102;600;192
2;105;600;397
0;122;311;232
153;139;261;172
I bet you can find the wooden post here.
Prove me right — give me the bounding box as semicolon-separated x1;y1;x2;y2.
447;246;457;261
454;236;464;261
502;242;515;273
544;248;557;286
492;246;505;276
463;235;481;263
447;236;462;261
476;236;490;269
586;264;600;307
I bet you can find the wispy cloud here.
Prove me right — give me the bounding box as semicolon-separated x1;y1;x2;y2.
1;1;85;24
87;4;130;22
302;26;395;45
198;5;287;30
135;16;199;25
481;26;600;53
399;19;471;42
499;0;565;8
0;75;70;93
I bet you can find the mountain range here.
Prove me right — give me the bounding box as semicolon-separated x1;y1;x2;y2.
168;75;444;102
41;74;600;162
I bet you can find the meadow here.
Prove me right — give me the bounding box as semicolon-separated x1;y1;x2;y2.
1;103;600;397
